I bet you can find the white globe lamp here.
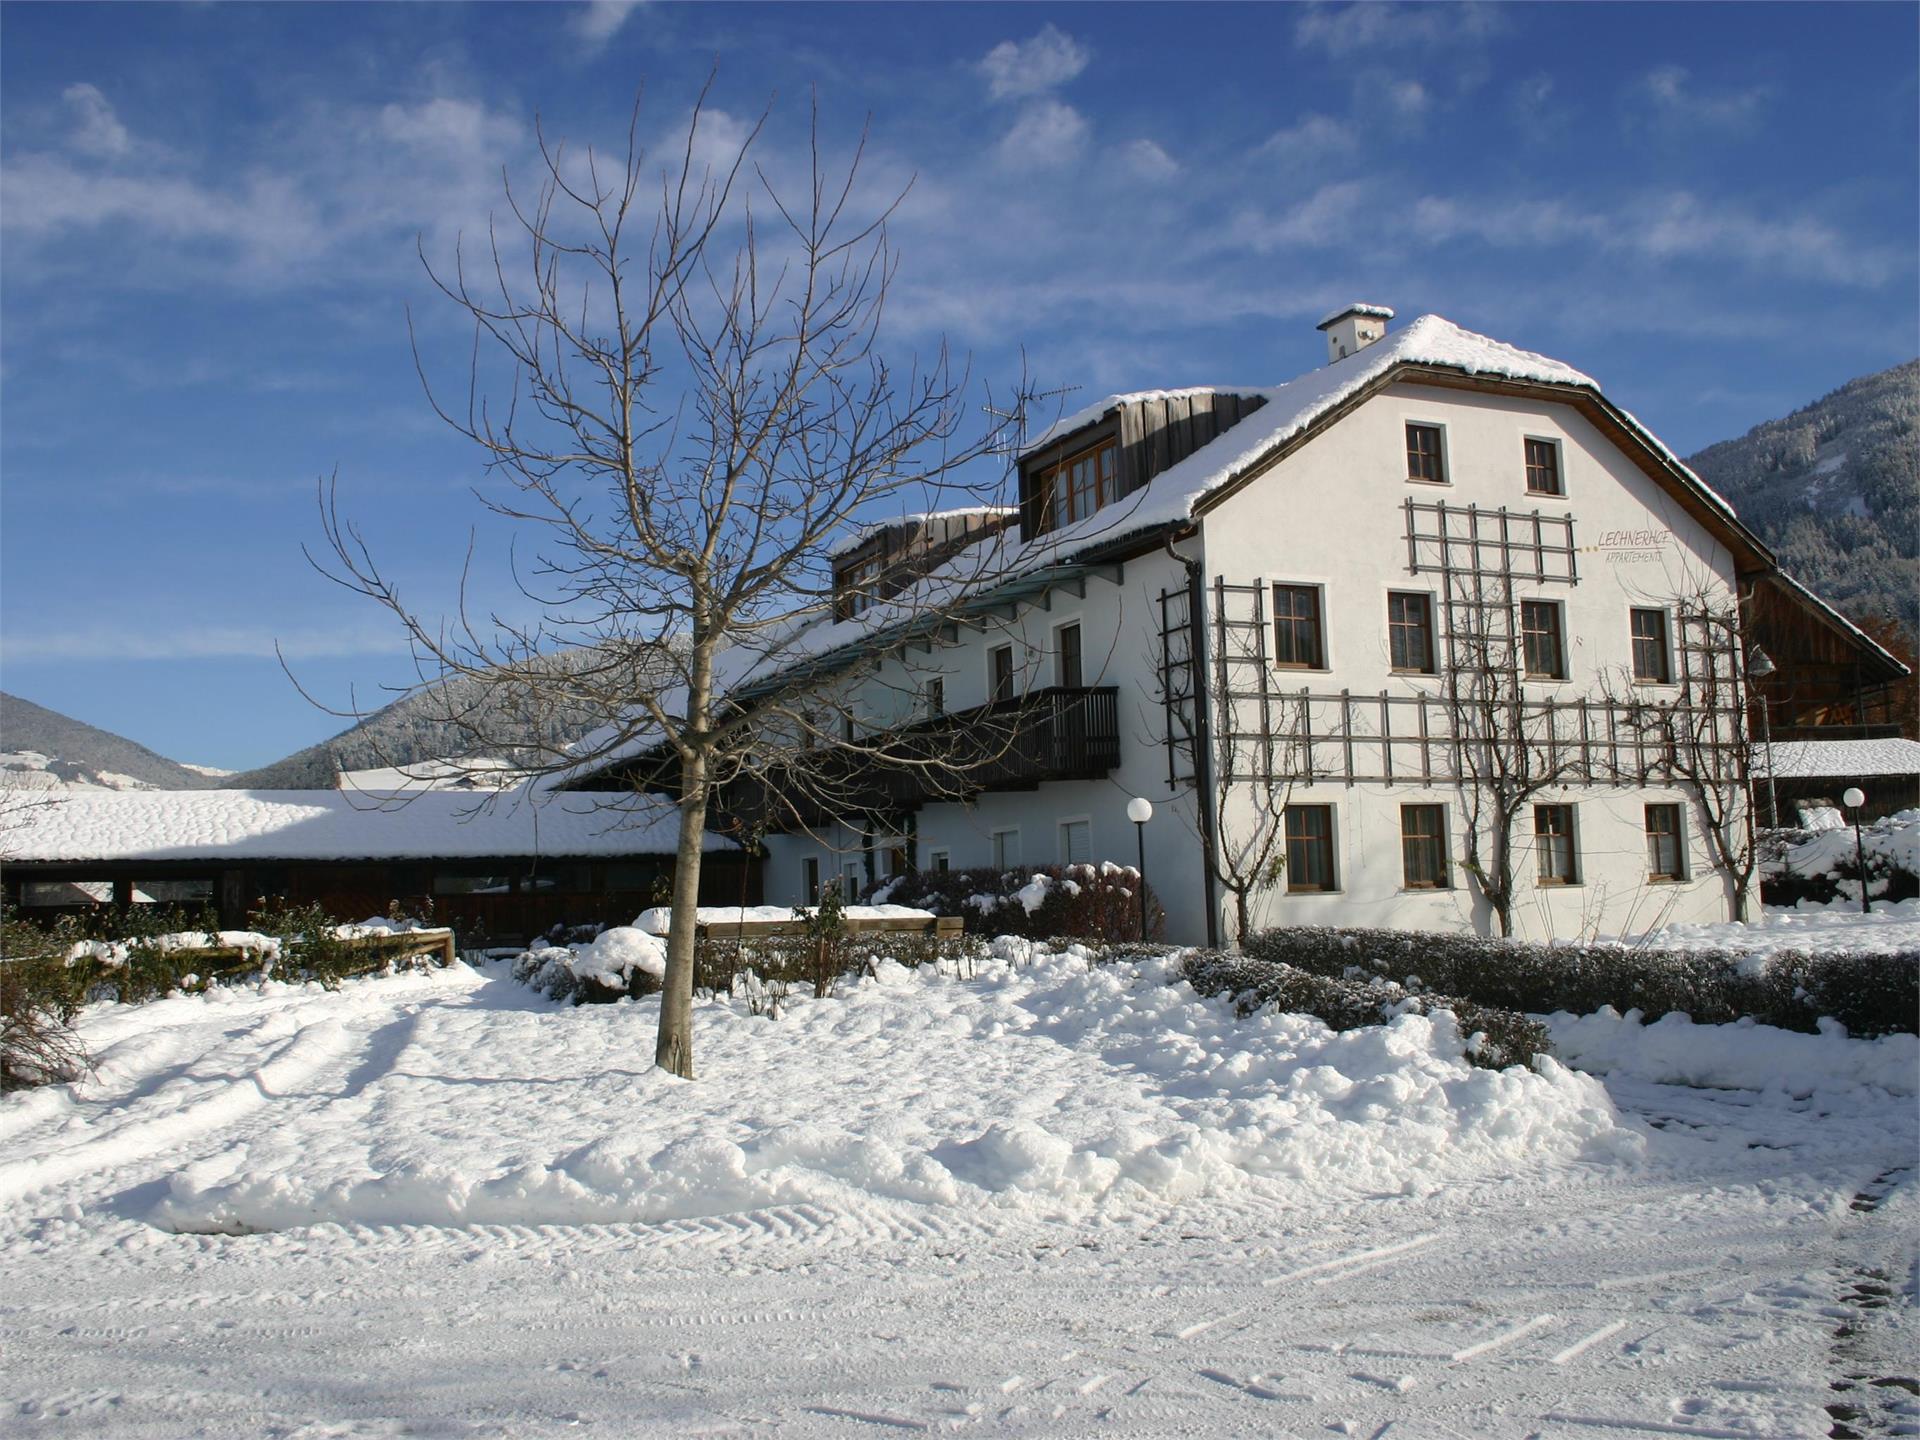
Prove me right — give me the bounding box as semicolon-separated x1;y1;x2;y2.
1126;797;1154;939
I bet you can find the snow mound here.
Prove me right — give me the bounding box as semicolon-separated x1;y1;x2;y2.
1547;1008;1919;1098
147;951;1633;1234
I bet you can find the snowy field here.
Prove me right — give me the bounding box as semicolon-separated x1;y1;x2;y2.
2;929;1915;1437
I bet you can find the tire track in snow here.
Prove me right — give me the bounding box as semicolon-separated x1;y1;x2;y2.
0;1018;354;1209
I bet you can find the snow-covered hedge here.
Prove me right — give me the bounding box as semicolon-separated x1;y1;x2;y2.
864;862;1163;942
1760;807;1919;908
1170;946;1547;1071
1243;925;1919;1039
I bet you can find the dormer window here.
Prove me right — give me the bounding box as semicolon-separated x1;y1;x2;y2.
833;546;885;620
1038;436;1119;532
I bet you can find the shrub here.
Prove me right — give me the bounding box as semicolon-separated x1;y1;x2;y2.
1242;926;1919;1039
1169;945;1546;1071
863;862;1163;942
1;908;90;1091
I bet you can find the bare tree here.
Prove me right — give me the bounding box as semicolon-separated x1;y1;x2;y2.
1608;593;1760;921
311;90;1034;1077
1440;572;1584;938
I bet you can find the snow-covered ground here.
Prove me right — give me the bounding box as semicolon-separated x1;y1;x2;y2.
2;928;1914;1436
1629;894;1920;957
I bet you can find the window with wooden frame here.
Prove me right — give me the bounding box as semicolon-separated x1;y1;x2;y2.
1406;423;1447;484
833;547;886;619
1524;437;1563;496
1387;591;1436;673
1273;584;1326;669
1400;804;1449;888
1630;607;1671;684
1285;805;1338;892
1645;803;1685;881
1520;599;1566;679
927;849;951;873
1534;804;1579;885
925;676;945;717
1056;623;1084;689
1059;818;1092;865
1037;437;1120;532
989;644;1015;704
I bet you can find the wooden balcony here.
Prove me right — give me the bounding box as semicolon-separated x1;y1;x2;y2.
719;685;1122;830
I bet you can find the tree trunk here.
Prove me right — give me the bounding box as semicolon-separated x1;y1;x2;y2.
655;750;709;1079
1232;888;1250;950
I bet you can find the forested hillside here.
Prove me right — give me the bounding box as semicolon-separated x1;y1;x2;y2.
1686;360;1919;641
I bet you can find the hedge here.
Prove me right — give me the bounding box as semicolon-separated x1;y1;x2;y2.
516;929;984;1006
1161;946;1548;1071
863;862;1163;942
1242;925;1919;1039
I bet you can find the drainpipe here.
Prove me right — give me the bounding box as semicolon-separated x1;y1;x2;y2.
1166;529;1220;949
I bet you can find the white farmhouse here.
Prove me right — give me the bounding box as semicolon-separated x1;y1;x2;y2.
570;308;1907;947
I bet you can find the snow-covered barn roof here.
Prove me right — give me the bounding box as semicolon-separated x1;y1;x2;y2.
7;789;728;864
1758;738;1920;781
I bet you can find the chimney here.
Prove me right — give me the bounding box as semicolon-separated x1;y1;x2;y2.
1316;303;1394;364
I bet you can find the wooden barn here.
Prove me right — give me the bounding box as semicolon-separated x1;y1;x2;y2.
2;788;758;947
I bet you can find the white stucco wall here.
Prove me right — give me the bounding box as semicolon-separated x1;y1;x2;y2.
1196;379;1746;942
762;375;1751;947
762;547;1216;941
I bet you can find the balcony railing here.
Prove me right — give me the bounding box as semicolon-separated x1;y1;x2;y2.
718;685;1122;830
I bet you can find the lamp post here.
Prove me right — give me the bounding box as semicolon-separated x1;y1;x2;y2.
1126;796;1154;939
1843;786;1870;915
1746;647;1779;829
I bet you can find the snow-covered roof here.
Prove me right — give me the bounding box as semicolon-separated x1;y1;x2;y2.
826;506;1016;562
551;314;1761;786
1759;738;1920;780
7;789;731;864
1317;302;1395;328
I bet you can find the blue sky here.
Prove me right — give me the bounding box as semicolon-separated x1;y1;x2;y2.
3;1;1916;769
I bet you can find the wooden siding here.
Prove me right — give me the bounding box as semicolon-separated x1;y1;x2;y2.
1021;392;1267;542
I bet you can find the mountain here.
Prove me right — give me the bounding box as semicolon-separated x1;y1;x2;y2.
0;692;216;790
1686;359;1919;640
225;650;658;789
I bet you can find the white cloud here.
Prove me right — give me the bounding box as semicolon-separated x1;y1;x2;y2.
977;24;1089;102
996;99;1090;169
1118;138;1179;182
1388;80;1430;119
1633;64;1771;131
570;0;645;50
1260;113;1358;161
1224;181;1371;254
1408;189;1894;288
1294;2;1503;57
61;82;130;157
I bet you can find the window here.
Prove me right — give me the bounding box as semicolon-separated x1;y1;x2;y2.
1630;608;1671;684
1038;437;1120;532
1059;818;1092;865
1406;423;1447;484
801;857;821;901
842;860;865;896
1056;623;1083;689
1521;600;1566;679
880;838;911;877
992;828;1022;869
925;676;945;717
928;849;951;873
1534;804;1579;885
990;645;1015;704
1524;437;1563;496
1400;804;1449;888
833;547;886;619
1388;591;1436;673
1273;584;1326;669
1646;804;1685;880
1285;805;1338;892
